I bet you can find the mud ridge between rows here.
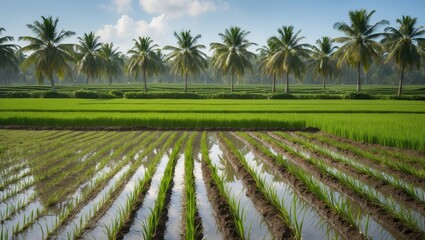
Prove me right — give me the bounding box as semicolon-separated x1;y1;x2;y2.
264;132;424;240
237;132;364;240
218;133;296;239
294;132;425;189
286;132;425;217
201;158;240;239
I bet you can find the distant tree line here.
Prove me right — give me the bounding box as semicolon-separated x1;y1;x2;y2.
0;9;424;95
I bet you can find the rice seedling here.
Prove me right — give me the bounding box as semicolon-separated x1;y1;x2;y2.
263;132;425;235
184;132;199;239
288;133;425;203
240;132;365;236
102;132;179;239
297;132;425;178
0;191;36;221
224;132;298;238
141;133;187;239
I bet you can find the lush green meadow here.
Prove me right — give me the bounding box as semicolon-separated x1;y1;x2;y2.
0;98;424;151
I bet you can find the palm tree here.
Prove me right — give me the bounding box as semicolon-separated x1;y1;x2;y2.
382;16;425;95
267;25;311;94
127;36;163;91
257;41;277;92
75;32;103;84
307;36;339;90
19;16;75;91
0;28;19;71
99;43;124;86
164;30;207;92
334;9;388;92
210;26;256;92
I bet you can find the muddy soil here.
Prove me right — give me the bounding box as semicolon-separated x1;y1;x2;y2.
259;132;424;240
201;159;240;239
234;132;364;240
218;133;295;239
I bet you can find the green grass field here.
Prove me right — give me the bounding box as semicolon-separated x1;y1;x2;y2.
0;98;424;151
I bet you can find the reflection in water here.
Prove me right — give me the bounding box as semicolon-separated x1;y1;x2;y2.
207;132;272;240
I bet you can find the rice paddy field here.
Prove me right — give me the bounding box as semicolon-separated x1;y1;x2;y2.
1;130;425;240
1;89;425;239
0;98;424;150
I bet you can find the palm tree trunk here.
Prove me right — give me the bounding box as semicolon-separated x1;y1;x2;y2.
323;77;326;90
356;63;361;92
143;66;147;92
231;68;235;93
398;64;404;96
272;73;276;93
285;72;289;94
184;72;188;92
109;76;112;86
50;76;56;92
86;75;89;84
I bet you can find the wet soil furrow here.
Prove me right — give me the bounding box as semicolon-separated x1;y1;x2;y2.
262;132;424;240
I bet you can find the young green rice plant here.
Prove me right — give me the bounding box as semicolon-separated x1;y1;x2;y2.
0;191;36;221
225;132;299;238
0;226;8;240
331;169;425;233
200;132;246;239
290;194;304;240
184;132;199;239
240;132;366;235
296;132;425;179
282;132;425;203
49;132;170;239
261;132;425;233
141;133;187;239
1;177;34;202
103;132;179;239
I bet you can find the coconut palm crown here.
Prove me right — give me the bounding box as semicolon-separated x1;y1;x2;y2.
307;36;339;90
19;16;75;91
267;25;311;94
210;26;257;92
257;41;278;92
333;9;388;92
127;36;163;91
382;15;425;95
99;42;123;86
75;31;104;84
164;30;207;92
0;28;19;70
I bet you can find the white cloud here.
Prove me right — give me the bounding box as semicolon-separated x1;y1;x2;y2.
138;0;216;18
113;0;132;14
96;14;168;52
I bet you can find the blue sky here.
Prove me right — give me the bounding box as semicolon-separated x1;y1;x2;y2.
1;0;424;54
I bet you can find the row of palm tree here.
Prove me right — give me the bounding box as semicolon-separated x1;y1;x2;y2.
1;10;424;95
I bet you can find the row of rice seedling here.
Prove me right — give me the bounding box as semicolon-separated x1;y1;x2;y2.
238;132;367;239
100;132;179;240
183;132;201;239
140;133;187;239
1;132;118;205
259;132;425;239
220;132;298;239
296;131;425;178
200;132;245;239
192;142;223;239
282;132;425;205
54;132;169;240
12;132;156;239
204;132;274;239
6;132;129;238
